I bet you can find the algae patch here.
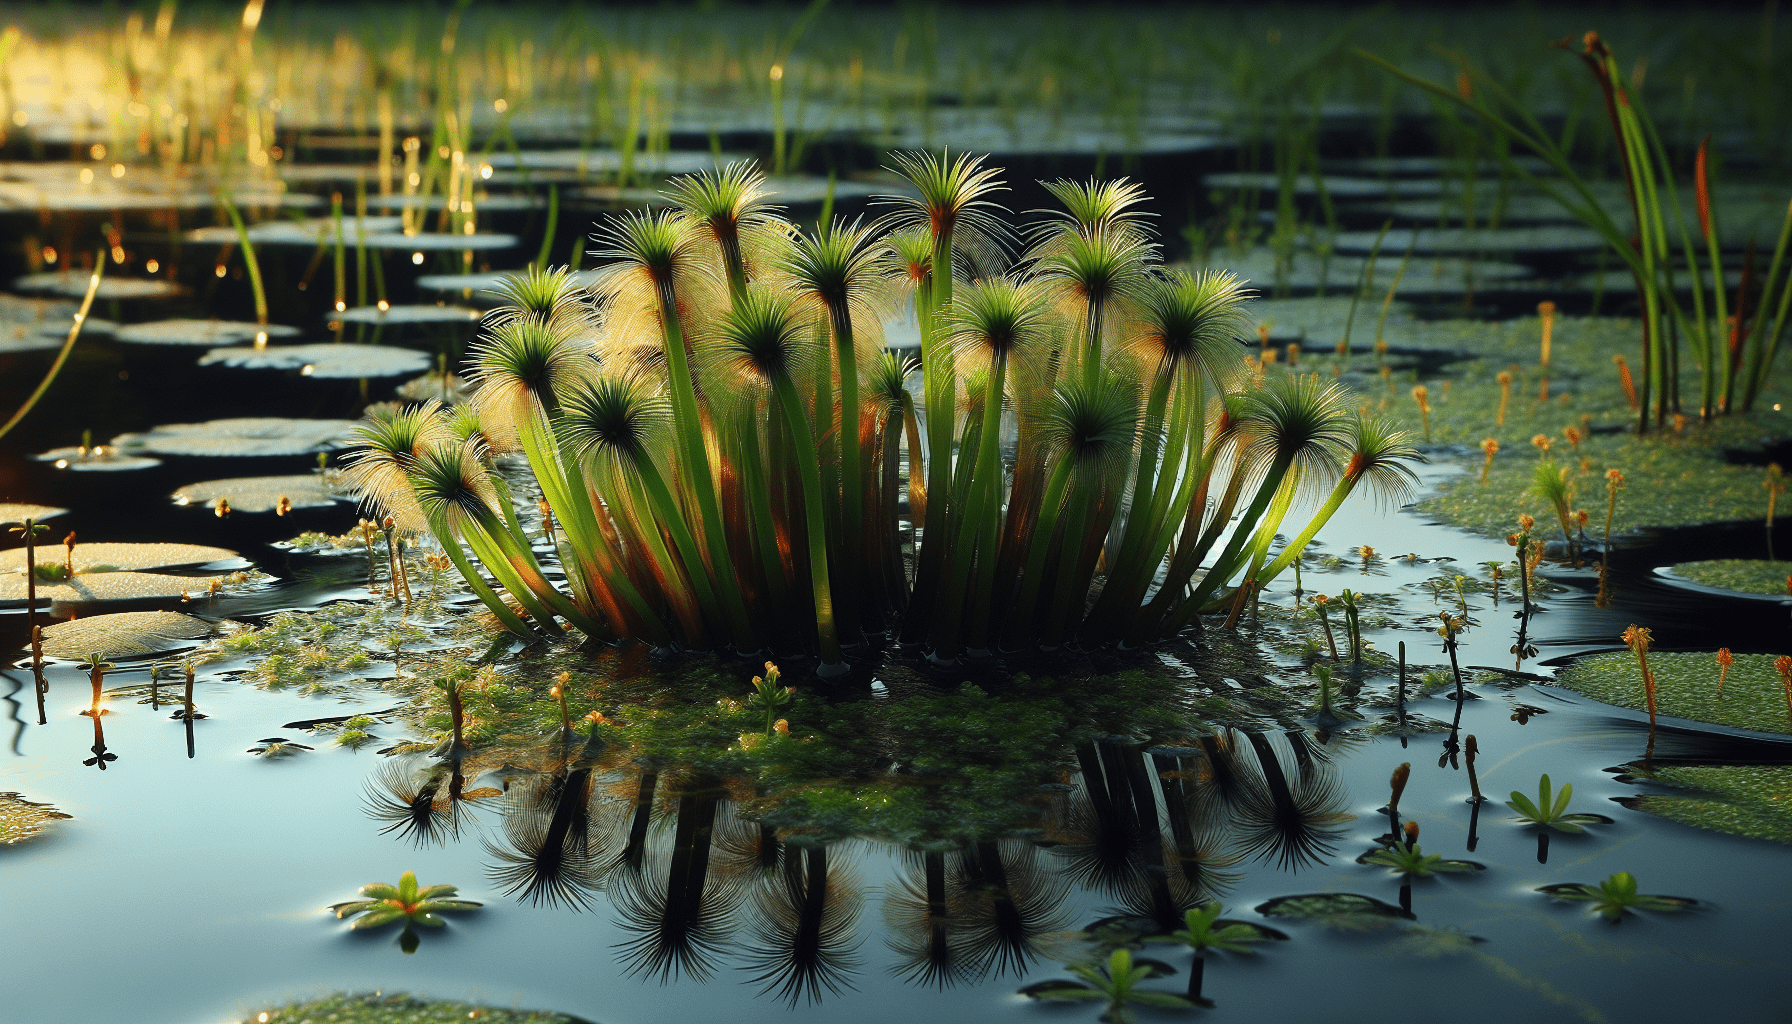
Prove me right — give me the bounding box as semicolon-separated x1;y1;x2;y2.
1667;560;1792;598
240;992;591;1024
1555;651;1792;736
1623;765;1792;847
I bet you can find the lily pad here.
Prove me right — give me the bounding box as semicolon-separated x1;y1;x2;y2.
415;269;601;293
32;446;163;472
184;216;406;246
0;542;236;574
172;474;342;513
239;992;589;1024
0;792;72;846
0;570;233;612
0;503;67;525
115;319;301;347
12;272;184;300
1556;650;1792;736
199;343;430;379
1254;892;1415;926
114;417;360;457
354;232;518;252
1661;560;1792;599
335;304;483;325
38;610;220;659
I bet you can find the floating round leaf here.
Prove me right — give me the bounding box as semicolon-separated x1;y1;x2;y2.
0;541;236;574
115;319;301;347
0;793;72;846
335;304;483;325
12;272;184;300
38;610;221;659
114;417;360;457
199;343;430;379
184;215;405;246
32;446;163;472
355;232;517;252
0;503;67;525
173;474;342;513
1254;892;1415;925
0;570;234;611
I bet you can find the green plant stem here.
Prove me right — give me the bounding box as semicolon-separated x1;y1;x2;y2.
0;252;103;444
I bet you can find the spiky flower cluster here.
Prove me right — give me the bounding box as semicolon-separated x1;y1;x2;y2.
347;155;1422;670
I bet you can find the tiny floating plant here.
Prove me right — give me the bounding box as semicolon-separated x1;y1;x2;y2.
1018;947;1195;1023
247;737;314;758
1359;822;1484;878
1538;871;1698;922
329;870;482;954
1143;903;1287;1005
1505;774;1613;834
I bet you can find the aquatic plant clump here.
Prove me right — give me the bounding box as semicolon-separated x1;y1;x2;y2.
347;157;1422;669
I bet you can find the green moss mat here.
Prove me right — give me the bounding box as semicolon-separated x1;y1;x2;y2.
1628;765;1792;846
1252;308;1791;540
1669;559;1792;597
243;992;590;1024
1555;651;1792;736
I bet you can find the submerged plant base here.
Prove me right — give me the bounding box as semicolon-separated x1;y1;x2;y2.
240;993;592;1024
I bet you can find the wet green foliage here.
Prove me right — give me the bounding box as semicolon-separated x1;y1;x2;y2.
1557;651;1792;735
1669;559;1792;597
1359;844;1483;877
1539;872;1698;921
329;870;483;930
240;993;586;1024
1287;310;1790;539
1506;774;1611;834
1625;765;1792;846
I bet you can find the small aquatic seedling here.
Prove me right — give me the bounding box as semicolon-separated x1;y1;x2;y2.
1613;354;1639;410
746;662;795;736
1622;624;1658;733
1338;589;1363;664
1312;664;1336;721
1145;903;1284;1003
1360;823;1483;878
1715;648;1734;701
328;870;482;952
1506;774;1611;834
1533;461;1574;547
1539;872;1697;921
1387;762;1411;817
1496;370;1512;426
247;737;314;758
78;652;114;715
1537;300;1556;393
1479;437;1498;484
1465;735;1484;803
7;517;49;626
1777;656;1792;724
550;671;574;736
1311;595;1340;661
1411;385;1431;441
1017;947;1194;1023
